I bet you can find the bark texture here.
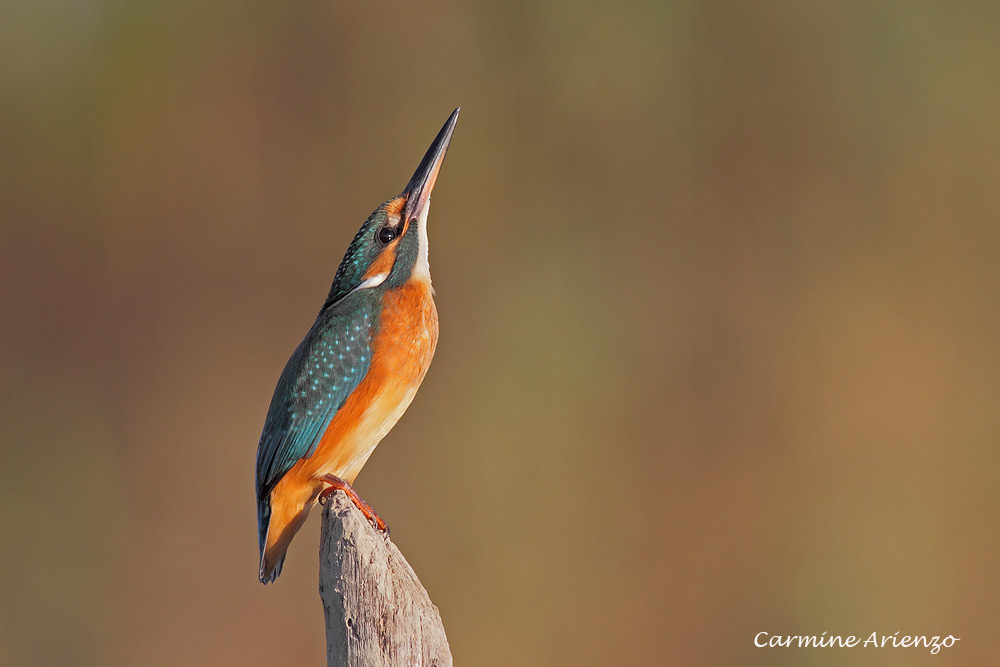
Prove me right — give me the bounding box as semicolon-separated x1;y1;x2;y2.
319;491;452;667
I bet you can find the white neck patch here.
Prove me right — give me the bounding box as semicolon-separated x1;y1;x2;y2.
352;272;388;292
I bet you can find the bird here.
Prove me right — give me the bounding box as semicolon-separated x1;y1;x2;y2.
255;109;459;584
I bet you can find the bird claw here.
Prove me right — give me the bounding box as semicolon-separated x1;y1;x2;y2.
370;516;390;536
319;474;389;535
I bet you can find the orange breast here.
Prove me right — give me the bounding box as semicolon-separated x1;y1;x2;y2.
315;279;439;483
272;280;438;509
262;279;437;578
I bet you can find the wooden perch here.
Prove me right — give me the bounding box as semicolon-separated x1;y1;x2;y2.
319;491;452;667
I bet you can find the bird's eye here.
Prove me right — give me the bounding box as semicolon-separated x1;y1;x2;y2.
377;227;397;244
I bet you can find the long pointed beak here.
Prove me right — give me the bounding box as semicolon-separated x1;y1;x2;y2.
400;108;460;227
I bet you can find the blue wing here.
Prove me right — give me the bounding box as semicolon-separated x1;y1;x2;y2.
255;299;375;501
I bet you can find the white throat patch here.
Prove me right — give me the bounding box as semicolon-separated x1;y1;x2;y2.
411;202;432;284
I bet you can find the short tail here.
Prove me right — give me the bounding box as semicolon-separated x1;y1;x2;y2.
257;496;286;584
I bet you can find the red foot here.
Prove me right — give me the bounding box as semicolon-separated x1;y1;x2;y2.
318;474;389;534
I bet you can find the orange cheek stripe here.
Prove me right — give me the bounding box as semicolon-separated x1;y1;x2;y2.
363;247;396;279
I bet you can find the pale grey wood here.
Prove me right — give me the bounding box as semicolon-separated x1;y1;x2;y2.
319;491;452;667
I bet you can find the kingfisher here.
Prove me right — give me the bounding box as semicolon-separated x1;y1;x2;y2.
255;109;459;584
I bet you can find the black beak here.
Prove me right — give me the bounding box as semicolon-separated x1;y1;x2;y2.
400;108;460;227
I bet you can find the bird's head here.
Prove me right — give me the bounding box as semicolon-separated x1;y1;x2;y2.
325;108;459;307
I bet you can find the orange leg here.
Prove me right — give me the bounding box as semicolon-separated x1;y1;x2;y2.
318;474;389;534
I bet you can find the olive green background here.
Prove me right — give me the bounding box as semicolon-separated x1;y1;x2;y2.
1;2;997;666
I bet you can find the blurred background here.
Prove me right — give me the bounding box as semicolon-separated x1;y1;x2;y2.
1;1;998;665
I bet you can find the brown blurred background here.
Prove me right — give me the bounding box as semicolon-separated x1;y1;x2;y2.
1;1;997;666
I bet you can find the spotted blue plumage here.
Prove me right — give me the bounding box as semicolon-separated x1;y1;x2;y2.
255;292;379;577
254;202;395;576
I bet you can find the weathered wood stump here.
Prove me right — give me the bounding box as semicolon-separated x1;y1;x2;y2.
319;491;452;667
